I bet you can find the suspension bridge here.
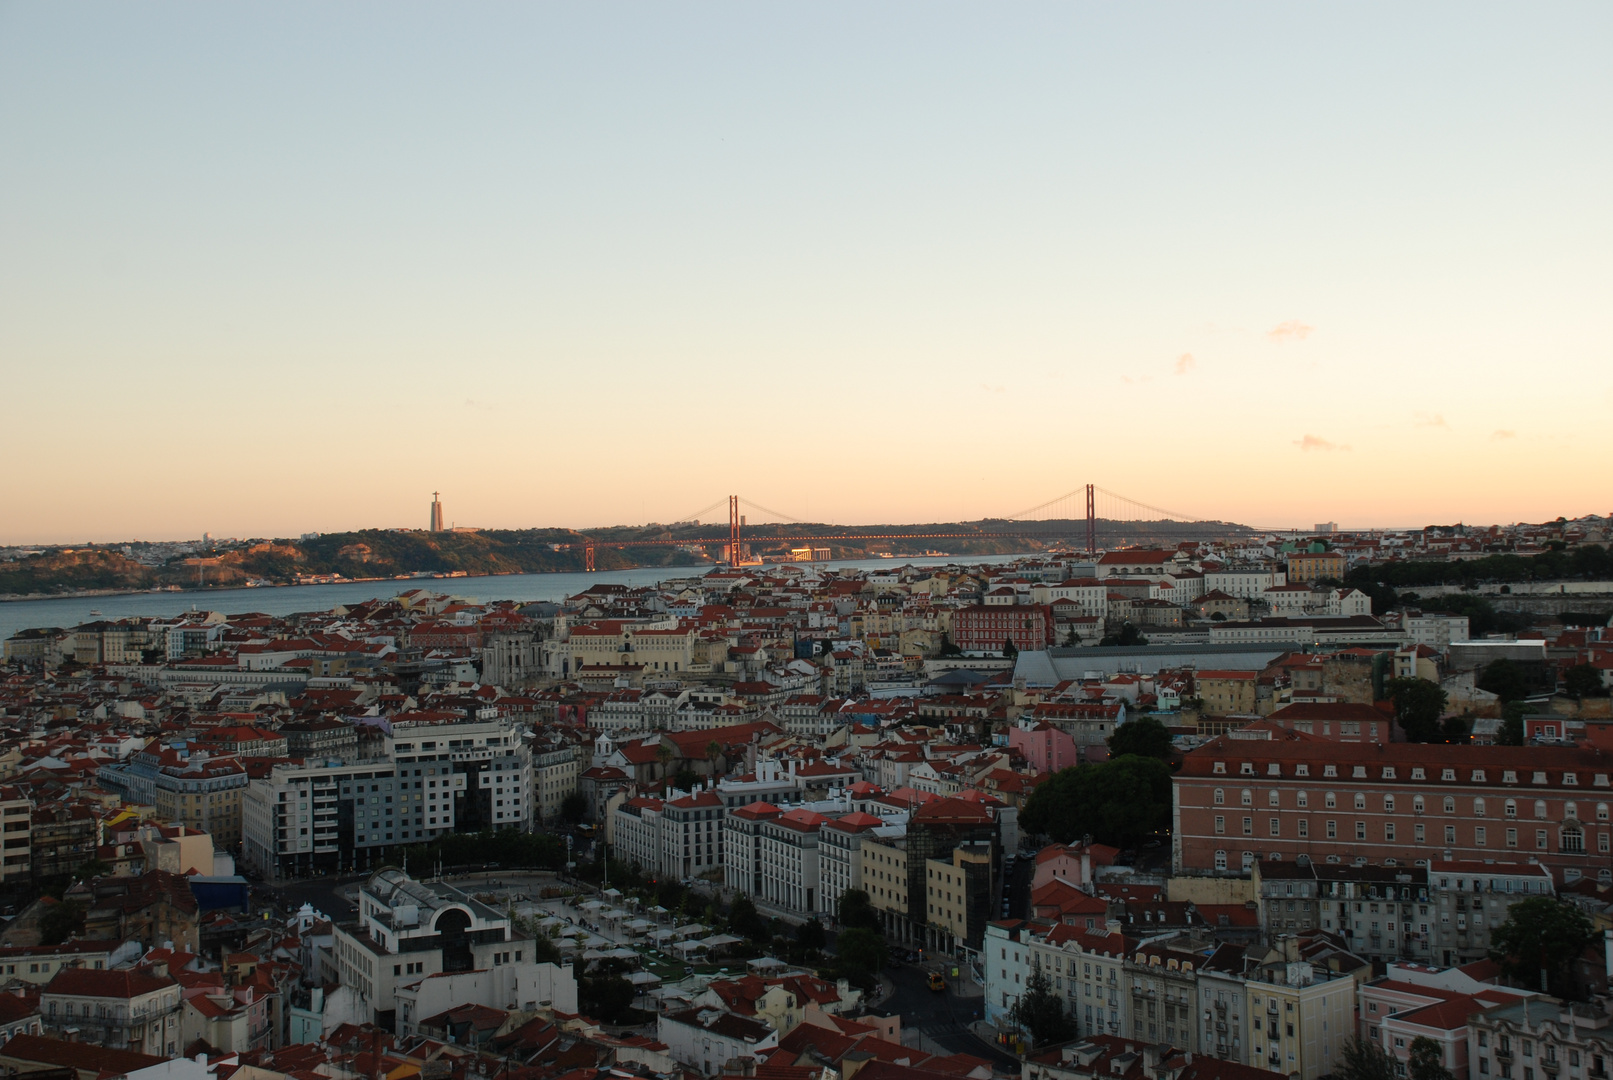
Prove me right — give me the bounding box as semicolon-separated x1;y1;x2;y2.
572;486;1258;570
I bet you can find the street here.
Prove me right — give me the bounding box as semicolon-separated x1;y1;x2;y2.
883;961;1018;1070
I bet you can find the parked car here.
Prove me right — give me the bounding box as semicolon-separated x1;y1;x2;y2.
928;972;947;992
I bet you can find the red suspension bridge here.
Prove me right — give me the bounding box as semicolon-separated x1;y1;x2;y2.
575;486;1256;570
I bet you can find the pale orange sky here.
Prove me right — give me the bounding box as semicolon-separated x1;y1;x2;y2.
2;4;1609;544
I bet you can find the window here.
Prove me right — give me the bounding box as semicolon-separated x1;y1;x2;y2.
1444;796;1456;814
1214;788;1225;805
1445;825;1456;844
1327;820;1337;839
1536;830;1548;849
1243;817;1253;836
1414;795;1425;813
1326;792;1337;809
1384;795;1396;813
1298;819;1308;838
1298;791;1309;808
1385;822;1397;841
1356;821;1366;840
1215;816;1225;835
1269;790;1281;807
1270;818;1281;837
1242;789;1253;806
1535;800;1548;819
1355;793;1367;810
1507;828;1518;847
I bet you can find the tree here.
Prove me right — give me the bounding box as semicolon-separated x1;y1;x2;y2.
1099;623;1149;647
1019;755;1172;848
559;792;588;825
654;742;675;785
577;967;637;1023
1336;1036;1397;1080
937;634;962;657
833;927;887;981
1107;717;1172;760
794;918;826;956
1478;659;1531;704
1010;967;1075;1048
837;888;882;932
39;899;86;946
1408;1037;1454;1080
1384;677;1449;743
1489;897;1596;997
1002;638;1019;658
1063;627;1080;646
71;857;112;882
706;740;725;773
1496;700;1527;746
727;894;771;943
1564;663;1605;701
673;767;699;791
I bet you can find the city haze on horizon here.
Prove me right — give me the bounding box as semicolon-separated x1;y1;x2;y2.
2;3;1609;545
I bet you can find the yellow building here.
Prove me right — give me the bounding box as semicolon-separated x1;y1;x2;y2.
1196;670;1258;717
861;836;909;937
925;845;990;953
153;756;248;852
1286;551;1346;584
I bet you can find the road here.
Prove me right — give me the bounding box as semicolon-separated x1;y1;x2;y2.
884;961;1018;1071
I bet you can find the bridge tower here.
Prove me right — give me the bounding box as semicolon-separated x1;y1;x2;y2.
1085;484;1096;554
727;496;742;565
584;538;596;573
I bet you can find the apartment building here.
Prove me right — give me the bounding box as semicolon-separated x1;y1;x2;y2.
613;796;664;873
152;755;248;851
534;745;579;823
925;844;992;954
757;808;827;918
243;757;467;878
818;811;887;919
1468;999;1613;1080
1173;730;1613;882
1239;937;1366;1080
984;920;1129;1035
0;787;30;884
1427;859;1556;967
862;834;911;939
951;604;1056;654
41;968;181;1057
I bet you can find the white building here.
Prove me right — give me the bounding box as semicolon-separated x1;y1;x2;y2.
1405;614;1471;648
331;869;522;1028
396;964;576;1035
1207;568;1287;599
658;1007;779;1074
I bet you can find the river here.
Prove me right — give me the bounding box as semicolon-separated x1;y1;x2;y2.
0;553;1021;642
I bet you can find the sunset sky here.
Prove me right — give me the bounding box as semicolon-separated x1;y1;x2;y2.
2;3;1609;544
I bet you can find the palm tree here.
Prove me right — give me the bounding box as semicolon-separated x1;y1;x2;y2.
706;740;724;776
654;743;674;791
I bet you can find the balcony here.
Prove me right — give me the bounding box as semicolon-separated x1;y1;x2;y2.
1495;1050;1513;1062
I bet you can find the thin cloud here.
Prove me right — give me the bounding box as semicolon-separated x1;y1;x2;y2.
980;383;1005;394
1267;320;1315;343
1491;429;1516;441
1415;412;1448;429
1294;434;1350;452
1173;353;1195;376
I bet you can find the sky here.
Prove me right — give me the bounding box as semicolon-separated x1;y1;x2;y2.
1;3;1609;544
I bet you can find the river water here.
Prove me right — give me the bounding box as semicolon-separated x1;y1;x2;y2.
0;553;1019;642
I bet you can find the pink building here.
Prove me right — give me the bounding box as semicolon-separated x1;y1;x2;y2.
1030;840;1119;891
1008;719;1079;775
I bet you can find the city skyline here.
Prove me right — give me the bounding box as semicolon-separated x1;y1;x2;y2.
2;3;1609;544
